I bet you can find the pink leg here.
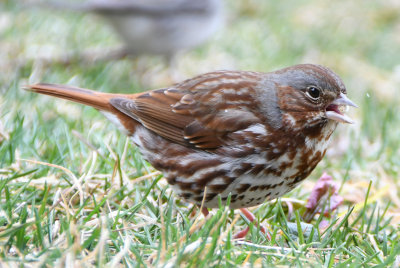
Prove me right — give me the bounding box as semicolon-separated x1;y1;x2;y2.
233;226;251;239
233;208;268;239
201;207;209;217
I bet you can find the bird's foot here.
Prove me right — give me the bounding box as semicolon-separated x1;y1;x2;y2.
233;208;270;239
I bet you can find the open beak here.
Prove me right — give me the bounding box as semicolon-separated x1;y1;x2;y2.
325;93;358;124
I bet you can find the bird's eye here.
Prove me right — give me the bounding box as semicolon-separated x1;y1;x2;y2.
306;86;321;100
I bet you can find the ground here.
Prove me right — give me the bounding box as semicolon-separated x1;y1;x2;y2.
1;0;400;266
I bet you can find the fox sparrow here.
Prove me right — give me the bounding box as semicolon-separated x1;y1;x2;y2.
26;64;356;236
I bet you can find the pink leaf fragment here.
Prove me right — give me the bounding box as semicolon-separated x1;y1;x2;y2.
304;172;344;222
318;220;330;230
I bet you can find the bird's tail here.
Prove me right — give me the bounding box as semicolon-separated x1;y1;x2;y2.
25;83;120;112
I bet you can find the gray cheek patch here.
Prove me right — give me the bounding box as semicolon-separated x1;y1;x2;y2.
255;79;283;129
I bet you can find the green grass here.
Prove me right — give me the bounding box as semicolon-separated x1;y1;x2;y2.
1;0;400;266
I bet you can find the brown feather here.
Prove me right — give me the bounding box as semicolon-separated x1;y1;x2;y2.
25;83;142;134
26;83;116;111
26;72;267;150
106;71;265;149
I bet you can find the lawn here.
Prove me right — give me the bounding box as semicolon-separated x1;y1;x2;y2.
1;0;400;266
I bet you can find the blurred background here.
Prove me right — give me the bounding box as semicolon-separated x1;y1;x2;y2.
0;0;400;265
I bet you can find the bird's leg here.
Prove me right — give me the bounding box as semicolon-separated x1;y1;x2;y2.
200;207;268;239
201;207;209;217
233;208;268;239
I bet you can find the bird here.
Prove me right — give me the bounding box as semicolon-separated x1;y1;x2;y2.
34;0;224;62
26;64;357;237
